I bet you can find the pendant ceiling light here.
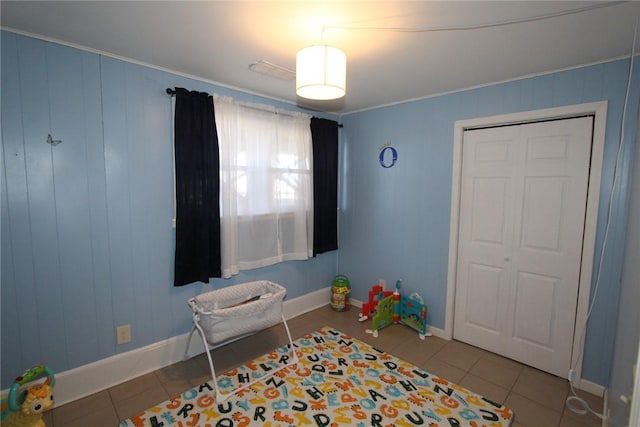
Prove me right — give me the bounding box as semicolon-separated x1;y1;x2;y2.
296;45;346;100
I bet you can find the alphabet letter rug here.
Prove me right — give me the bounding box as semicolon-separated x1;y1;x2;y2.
121;326;513;426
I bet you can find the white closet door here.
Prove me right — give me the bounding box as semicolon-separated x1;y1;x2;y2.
454;116;593;377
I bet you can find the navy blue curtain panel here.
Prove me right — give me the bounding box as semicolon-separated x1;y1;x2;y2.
311;118;339;255
173;88;222;286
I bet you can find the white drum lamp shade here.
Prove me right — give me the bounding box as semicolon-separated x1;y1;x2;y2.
296;45;346;100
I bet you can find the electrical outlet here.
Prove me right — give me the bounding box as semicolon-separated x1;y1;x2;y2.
117;324;131;345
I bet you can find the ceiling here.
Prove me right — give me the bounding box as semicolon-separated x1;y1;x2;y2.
2;1;639;114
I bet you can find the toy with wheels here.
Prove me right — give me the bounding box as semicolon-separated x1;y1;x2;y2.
1;365;55;427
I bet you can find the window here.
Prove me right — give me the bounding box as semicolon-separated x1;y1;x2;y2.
214;95;313;278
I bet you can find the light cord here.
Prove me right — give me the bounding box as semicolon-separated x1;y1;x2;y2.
565;16;638;420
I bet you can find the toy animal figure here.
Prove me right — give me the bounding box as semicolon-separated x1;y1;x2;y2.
2;378;54;427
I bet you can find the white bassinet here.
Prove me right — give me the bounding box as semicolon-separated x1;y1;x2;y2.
184;280;298;402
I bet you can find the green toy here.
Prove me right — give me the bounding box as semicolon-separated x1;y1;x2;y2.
1;365;55;427
366;280;431;339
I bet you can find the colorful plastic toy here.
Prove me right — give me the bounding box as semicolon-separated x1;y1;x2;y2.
358;284;394;321
330;274;351;311
361;280;431;340
1;365;55;427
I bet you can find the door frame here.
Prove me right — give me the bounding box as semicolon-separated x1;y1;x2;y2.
445;101;607;393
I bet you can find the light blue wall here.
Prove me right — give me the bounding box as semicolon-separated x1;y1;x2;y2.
607;82;640;426
2;30;638;392
0;32;338;389
339;59;640;386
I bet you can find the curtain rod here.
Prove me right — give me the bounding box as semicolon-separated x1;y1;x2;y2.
166;88;342;127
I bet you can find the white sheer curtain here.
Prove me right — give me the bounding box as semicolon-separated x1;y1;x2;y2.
214;95;313;278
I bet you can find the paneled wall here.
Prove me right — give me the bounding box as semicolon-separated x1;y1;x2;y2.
1;32;338;388
339;59;639;386
607;94;640;426
2;29;637;393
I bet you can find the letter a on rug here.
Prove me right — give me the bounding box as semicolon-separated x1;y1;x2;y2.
121;326;514;426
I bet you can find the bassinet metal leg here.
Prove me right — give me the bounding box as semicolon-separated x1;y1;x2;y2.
187;281;299;403
191;313;222;399
192;311;299;403
212;313;299;402
280;313;299;366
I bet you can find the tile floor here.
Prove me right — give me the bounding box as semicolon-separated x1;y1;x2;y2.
43;305;604;426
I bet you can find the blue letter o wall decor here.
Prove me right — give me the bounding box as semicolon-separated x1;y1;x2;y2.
379;145;398;168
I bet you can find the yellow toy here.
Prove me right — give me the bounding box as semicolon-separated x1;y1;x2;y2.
1;365;54;427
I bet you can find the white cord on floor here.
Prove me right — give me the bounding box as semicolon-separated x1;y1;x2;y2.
566;381;606;419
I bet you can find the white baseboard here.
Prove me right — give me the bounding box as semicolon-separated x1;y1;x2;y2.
47;287;332;407
576;378;606;397
283;286;332;320
22;286;606;407
53;332;192;407
351;298;604;394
